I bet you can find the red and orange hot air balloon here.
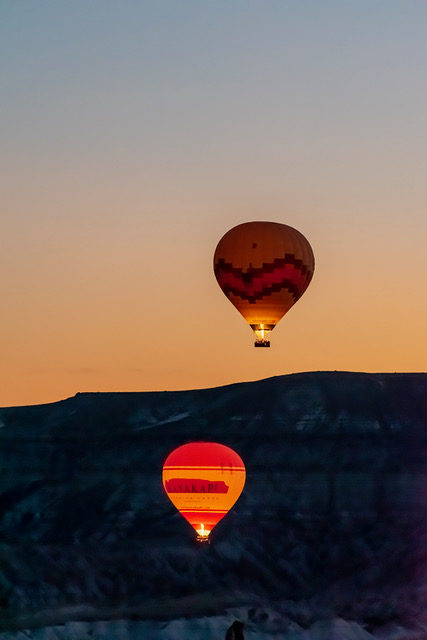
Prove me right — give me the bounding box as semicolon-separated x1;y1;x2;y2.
162;442;246;543
214;221;315;347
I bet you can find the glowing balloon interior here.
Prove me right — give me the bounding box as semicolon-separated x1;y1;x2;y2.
162;442;246;543
214;221;315;346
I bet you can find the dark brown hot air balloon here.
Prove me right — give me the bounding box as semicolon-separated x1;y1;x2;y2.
214;221;314;346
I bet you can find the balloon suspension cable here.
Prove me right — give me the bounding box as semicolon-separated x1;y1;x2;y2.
196;524;211;543
253;324;272;347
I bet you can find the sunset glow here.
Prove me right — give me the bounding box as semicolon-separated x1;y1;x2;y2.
1;1;426;407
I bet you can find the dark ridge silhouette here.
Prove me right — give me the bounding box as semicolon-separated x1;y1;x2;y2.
0;371;426;635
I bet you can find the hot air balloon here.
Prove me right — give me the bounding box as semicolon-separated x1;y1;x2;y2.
162;442;246;543
213;221;315;347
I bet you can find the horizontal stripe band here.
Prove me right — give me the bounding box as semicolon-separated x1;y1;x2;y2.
180;509;229;514
164;466;245;471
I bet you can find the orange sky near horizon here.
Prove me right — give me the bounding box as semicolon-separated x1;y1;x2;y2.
1;1;426;407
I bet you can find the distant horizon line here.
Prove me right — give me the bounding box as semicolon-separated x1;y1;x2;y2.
2;369;426;410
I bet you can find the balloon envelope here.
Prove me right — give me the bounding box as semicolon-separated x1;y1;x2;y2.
213;221;315;345
162;442;246;542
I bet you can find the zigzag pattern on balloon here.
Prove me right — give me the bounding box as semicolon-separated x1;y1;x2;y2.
214;255;313;304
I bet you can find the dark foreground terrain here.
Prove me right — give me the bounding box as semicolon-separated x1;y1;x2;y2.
0;371;426;638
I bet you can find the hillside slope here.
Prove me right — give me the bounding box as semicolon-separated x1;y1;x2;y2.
0;372;426;637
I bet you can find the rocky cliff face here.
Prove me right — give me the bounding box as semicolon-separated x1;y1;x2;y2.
0;372;426;636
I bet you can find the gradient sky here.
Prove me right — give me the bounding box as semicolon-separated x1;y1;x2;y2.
2;1;426;407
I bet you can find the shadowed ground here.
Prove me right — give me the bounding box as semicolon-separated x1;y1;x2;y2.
0;372;426;637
